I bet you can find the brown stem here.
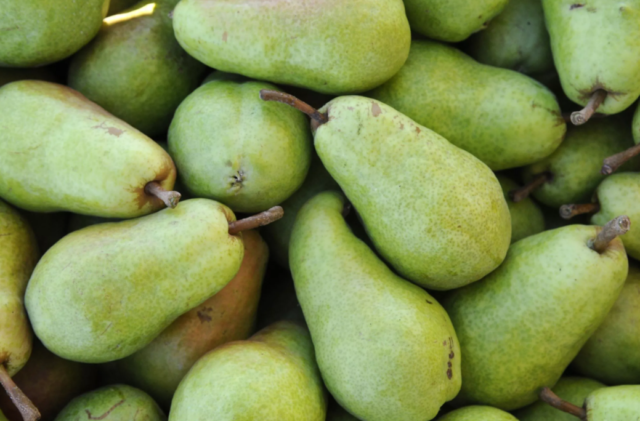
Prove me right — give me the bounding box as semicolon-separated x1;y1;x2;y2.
570;90;607;125
509;172;551;203
228;206;284;235
0;364;40;421
539;387;587;420
259;90;328;125
589;215;631;253
559;203;600;220
601;143;640;175
145;181;181;209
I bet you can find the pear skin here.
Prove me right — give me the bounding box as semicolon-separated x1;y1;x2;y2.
496;175;545;243
585;385;640;420
436;406;518;421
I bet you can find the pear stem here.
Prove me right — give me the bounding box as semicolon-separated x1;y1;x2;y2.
539;387;587;420
508;172;551;203
589;215;631;253
559;203;600;220
228;206;284;235
601;143;640;175
144;181;181;209
259;90;328;124
0;364;40;421
570;90;607;126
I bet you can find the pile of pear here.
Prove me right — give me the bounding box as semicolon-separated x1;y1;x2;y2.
1;0;640;420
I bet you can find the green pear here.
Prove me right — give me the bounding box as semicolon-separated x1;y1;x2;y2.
54;385;166;421
542;0;640;122
368;40;566;171
172;0;411;94
25;199;245;363
0;81;180;218
68;0;207;137
515;377;605;421
465;0;554;75
584;385;640;420
496;175;545;243
290;191;461;421
443;221;629;410
169;321;327;421
106;230;268;407
0;0;108;67
403;0;508;42
168;80;311;213
108;0;139;15
601;101;640;174
436;406;518;421
261;155;339;267
572;264;640;384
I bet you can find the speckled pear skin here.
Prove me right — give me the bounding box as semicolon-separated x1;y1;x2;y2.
591;173;640;260
54;385;166;421
542;0;640;115
290;192;461;421
523;118;640;207
314;96;510;290
106;230;268;407
68;0;207;137
572;265;640;384
172;0;411;95
436;406;518;421
515;377;605;421
368;40;566;171
403;0;508;42
25;199;244;363
443;225;628;410
465;0;553;75
261;155;339;268
587;385;640;420
496;175;545;243
0;0;108;67
0;200;39;376
0;81;177;218
168;80;312;213
169;321;327;421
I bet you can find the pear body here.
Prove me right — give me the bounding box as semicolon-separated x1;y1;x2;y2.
54;385;166;421
572;265;640;384
586;385;640;421
0;81;176;218
403;0;508;42
466;0;553;75
0;0;108;67
444;225;628;410
314;96;510;290
172;0;410;94
169;321;326;421
497;175;545;243
436;406;518;421
168;80;311;213
107;230;267;407
0;200;39;376
68;0;207;136
25;199;244;363
291;191;461;421
368;40;565;171
542;0;640;115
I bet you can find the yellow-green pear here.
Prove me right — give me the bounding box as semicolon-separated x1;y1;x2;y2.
436;406;518;421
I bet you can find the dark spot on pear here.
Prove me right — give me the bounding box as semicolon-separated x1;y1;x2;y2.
447;369;453;379
426;299;432;304
371;102;382;117
570;4;584;9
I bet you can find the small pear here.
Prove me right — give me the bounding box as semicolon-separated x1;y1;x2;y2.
168;321;327;421
496;175;545;243
436;406;518;421
538;385;640;421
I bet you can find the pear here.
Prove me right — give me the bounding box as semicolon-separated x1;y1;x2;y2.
601;102;640;174
572;264;640;384
496;175;545;243
168;80;311;213
68;0;207;137
169;321;327;421
0;81;181;218
290;191;461;421
54;385;166;421
436;406;518;421
443;218;630;410
403;0;508;42
538;385;640;421
106;230;268;407
542;0;640;124
172;0;411;94
465;0;554;75
515;377;605;421
0;0;108;67
368;40;566;171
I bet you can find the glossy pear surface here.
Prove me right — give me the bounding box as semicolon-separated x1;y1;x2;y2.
497;175;544;243
436;406;518;421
